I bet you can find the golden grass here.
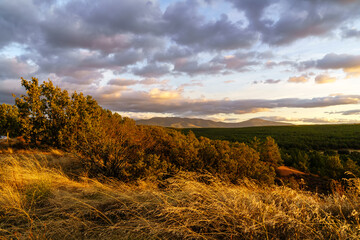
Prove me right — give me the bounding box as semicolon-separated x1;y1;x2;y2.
1;151;360;239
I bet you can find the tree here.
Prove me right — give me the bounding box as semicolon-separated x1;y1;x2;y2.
15;77;46;144
0;103;20;139
41;80;70;145
250;136;282;167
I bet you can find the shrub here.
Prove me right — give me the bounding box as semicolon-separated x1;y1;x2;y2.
11;77;278;184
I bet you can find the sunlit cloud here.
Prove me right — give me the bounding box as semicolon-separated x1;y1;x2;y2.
315;74;337;84
149;88;180;100
262;116;360;124
288;75;309;83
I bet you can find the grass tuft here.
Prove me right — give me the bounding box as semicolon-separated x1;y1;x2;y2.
1;152;360;239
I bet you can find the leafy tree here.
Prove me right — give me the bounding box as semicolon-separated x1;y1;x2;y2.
41;80;70;146
15;77;46;144
250;136;282;167
0;103;20;138
261;136;282;167
282;149;310;172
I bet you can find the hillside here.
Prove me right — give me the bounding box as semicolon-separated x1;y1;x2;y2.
136;117;292;128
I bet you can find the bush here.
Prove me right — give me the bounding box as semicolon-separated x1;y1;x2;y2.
10;77;278;184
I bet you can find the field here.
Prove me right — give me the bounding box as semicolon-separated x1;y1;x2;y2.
1;149;360;239
182;124;360;151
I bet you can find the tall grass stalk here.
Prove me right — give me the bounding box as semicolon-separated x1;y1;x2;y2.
1;152;360;239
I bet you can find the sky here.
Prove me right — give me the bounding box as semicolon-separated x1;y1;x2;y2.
1;0;360;124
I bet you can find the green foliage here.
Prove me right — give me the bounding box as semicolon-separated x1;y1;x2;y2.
15;77;46;144
8;77;359;181
185;126;360;179
184;124;360;150
0;103;20;138
250;136;282;167
10;77;279;183
282;149;310;172
41;80;70;146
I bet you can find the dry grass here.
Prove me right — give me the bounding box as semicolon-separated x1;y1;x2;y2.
1;150;360;239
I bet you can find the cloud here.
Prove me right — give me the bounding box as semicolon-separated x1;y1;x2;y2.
108;79;138;86
342;27;360;38
0;79;25;104
132;63;171;77
19;48;144;84
149;88;181;100
262;116;360;124
224;80;235;84
264;79;281;84
1;0;358;87
68;0;163;35
0;57;37;80
315;74;337;84
177;80;203;90
153;46;194;63
95;90;360;116
107;78;168;86
288;75;309;83
163;1;257;51
212;52;259;72
330;109;360;115
1;0;360;122
173;58;224;76
0;1;41;48
301;53;360;70
227;0;360;45
300;53;360;77
140;78;169;85
252;79;281;84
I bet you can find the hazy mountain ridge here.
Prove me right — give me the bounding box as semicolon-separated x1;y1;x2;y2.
136;117;292;128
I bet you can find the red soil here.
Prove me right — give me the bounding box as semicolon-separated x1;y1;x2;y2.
276;166;306;177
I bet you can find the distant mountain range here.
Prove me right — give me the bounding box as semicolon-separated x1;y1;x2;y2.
136;117;292;128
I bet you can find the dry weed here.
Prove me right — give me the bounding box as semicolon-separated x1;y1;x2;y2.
0;153;360;239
